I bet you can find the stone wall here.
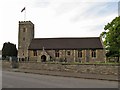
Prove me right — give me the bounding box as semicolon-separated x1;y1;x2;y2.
2;61;11;69
28;49;105;63
18;21;34;60
2;61;118;76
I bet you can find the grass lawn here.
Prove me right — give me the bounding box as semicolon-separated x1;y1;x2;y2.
45;61;119;65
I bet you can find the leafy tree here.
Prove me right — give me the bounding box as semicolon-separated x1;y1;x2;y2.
101;16;120;62
2;42;17;60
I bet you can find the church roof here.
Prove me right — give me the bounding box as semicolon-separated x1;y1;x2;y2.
28;37;104;50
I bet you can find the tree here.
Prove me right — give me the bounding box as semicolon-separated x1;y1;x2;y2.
2;42;17;60
100;16;120;62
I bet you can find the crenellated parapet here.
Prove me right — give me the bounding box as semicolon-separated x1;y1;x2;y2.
19;21;34;26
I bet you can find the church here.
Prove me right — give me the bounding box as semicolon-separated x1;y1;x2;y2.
18;21;106;63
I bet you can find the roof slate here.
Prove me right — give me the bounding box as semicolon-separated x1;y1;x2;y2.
28;37;103;50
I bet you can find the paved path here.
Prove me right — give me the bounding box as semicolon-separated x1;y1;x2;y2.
2;71;118;88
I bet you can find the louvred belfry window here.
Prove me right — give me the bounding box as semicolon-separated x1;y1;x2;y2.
23;28;26;32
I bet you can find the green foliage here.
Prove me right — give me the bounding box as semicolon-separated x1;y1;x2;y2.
2;42;18;59
101;16;120;62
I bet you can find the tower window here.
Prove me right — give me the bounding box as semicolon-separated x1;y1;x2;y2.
23;50;24;56
23;28;26;32
78;50;82;58
23;37;25;41
55;50;59;57
91;50;96;58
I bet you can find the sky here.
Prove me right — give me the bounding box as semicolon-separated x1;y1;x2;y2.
0;0;119;50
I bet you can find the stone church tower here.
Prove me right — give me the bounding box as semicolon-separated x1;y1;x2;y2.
18;21;34;61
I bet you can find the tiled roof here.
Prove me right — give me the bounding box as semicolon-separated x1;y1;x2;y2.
28;37;104;50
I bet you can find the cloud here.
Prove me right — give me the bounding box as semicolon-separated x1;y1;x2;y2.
52;2;80;16
118;1;120;15
32;0;50;8
70;2;118;22
0;0;119;49
28;0;118;38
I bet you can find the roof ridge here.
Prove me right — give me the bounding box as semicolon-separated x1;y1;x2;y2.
33;37;100;40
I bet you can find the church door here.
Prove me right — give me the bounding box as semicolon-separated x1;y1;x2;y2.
41;55;46;62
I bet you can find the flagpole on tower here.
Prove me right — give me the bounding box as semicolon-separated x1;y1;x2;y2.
24;7;26;21
21;7;26;21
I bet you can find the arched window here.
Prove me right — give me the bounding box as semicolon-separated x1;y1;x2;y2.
78;50;82;58
55;50;59;57
91;50;96;58
67;51;70;55
23;28;26;32
33;50;37;56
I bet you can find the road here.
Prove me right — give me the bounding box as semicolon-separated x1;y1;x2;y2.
2;71;118;88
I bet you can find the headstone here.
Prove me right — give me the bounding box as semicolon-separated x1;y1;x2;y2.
11;57;19;68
